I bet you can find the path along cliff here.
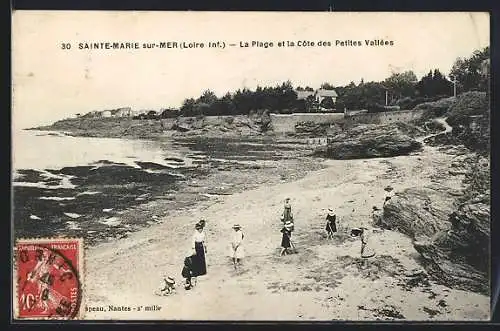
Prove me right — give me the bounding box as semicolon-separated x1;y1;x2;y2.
83;117;489;321
378;117;490;295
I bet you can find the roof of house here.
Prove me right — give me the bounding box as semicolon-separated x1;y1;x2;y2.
316;89;338;97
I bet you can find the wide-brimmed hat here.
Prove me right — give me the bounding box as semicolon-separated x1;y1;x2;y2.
166;276;175;284
350;228;363;237
384;186;394;192
327;208;335;216
284;221;294;229
232;224;241;229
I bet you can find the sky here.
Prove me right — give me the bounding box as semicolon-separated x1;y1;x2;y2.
12;11;490;129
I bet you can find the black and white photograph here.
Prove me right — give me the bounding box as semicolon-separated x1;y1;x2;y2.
11;11;490;320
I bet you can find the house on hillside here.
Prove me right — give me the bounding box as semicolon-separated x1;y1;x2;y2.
110;107;133;117
315;89;338;104
101;110;112;118
295;88;339;110
296;88;338;103
86;111;102;118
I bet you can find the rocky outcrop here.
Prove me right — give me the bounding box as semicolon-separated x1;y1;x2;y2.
294;121;342;137
413;200;490;294
171;115;264;136
321;123;422;159
295;121;329;136
377;187;455;240
378;186;490;295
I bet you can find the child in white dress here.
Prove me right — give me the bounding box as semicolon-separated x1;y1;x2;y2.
230;224;245;269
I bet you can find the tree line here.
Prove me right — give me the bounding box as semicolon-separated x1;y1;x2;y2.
155;46;489;118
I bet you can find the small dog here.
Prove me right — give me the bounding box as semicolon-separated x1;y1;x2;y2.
156;275;176;296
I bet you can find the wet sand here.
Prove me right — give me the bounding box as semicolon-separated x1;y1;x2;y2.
13;136;322;245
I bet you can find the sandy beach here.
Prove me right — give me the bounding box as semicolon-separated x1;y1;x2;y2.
82;141;489;321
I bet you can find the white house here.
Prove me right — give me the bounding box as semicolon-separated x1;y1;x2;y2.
110;107;133;117
296;88;338;108
315;89;338;104
101;110;112;118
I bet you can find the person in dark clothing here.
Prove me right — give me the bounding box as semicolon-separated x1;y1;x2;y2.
280;221;294;256
325;208;337;239
191;223;207;276
181;256;196;290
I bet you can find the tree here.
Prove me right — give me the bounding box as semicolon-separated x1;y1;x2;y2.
197;89;217;105
416;69;453;98
320;97;335;109
180;98;196;116
383;70;418;100
320;82;335;90
304;95;318;112
449;46;489;93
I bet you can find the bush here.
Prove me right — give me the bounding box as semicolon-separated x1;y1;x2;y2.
397;95;451;110
446;91;488;127
413;96;457;120
366;103;387;113
446;92;489;153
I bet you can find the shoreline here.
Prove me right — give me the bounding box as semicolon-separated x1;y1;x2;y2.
13;130;325;246
82;143;489;321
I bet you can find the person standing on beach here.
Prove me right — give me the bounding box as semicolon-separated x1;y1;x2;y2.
325;208;337;239
191;223;207;277
351;227;375;267
230;224;245;270
279;221;294;256
383;186;394;206
181;255;195;290
281;198;293;224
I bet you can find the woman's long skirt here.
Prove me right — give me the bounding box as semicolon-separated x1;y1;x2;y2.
325;221;337;233
281;232;291;248
193;242;207;276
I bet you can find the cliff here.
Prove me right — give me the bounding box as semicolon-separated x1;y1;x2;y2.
318;123;422;159
375;154;490;295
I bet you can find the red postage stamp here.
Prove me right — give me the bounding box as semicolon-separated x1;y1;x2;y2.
14;238;84;319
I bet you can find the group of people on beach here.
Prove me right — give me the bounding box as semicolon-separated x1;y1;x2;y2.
278;197;376;259
157;218;245;295
157;189;393;296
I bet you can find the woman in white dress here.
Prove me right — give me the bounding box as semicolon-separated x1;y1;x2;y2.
230;224;245;269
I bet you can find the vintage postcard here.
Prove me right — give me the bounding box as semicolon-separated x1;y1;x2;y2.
11;11;490;321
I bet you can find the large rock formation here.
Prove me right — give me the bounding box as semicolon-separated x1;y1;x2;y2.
171;115;263;136
321;123;422;159
377;186;490;294
294;121;342;137
378;187;455;240
413;200;490;294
